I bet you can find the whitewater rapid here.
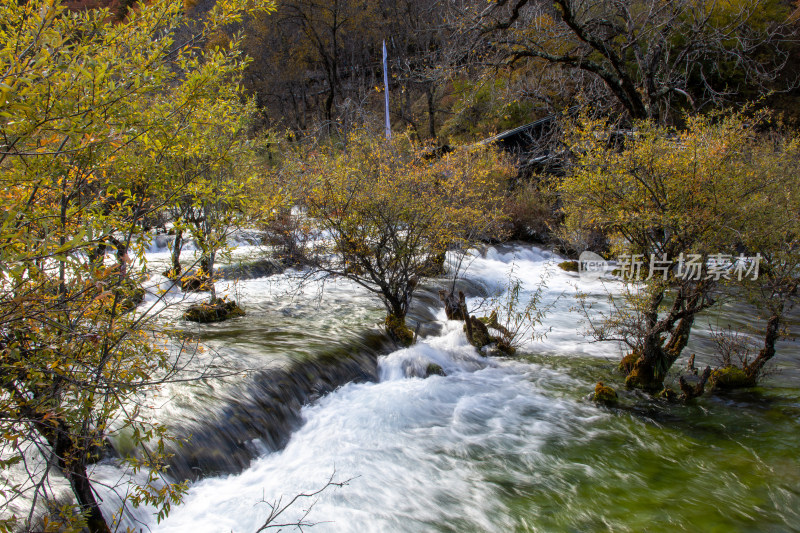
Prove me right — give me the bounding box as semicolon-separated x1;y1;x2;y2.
91;244;627;531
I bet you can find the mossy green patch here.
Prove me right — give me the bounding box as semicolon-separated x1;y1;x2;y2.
558;260;579;272
592;382;618;404
385;314;414;346
710;365;756;390
184;298;245;323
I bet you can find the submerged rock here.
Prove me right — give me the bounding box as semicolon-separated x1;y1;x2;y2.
404;361;447;378
425;363;446;377
657;387;679;402
164;332;387;481
184;298;245;323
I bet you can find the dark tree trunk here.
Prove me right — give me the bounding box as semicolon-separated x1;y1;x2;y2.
625;288;704;391
426;86;437;139
88;241;107;267
200;252;216;300
67;461;110;533
438;289;465;320
40;419;110;533
747;313;781;379
108;236;128;276
170;229;183;277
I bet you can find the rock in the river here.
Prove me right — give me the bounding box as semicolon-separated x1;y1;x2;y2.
425;363;446;377
709;365;755;390
184;298;245;323
592;382;618;405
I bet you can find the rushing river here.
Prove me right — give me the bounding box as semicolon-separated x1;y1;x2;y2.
93;243;800;532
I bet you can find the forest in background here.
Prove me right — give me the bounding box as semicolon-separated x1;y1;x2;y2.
64;0;800;140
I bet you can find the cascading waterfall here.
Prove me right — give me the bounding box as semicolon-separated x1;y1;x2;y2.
91;243;800;532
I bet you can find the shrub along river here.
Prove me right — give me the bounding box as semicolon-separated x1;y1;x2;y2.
93;242;800;532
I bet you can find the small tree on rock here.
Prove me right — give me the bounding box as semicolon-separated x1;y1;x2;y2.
299;130;512;344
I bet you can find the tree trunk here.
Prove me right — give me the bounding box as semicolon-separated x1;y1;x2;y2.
40;419;111;533
664;313;695;367
67;460;110;533
385;312;413;346
170;229;183;277
200;252;216;301
88;240;108;268
746;313;781;379
625;286;704;391
438;288;465;320
426;86;437;139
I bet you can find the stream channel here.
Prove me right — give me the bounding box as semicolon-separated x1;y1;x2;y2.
92;240;800;532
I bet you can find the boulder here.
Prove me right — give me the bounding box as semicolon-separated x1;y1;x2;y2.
184;298;245;323
591;382;618;405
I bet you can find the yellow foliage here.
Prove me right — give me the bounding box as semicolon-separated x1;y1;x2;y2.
298;129;513;319
557;110;788;260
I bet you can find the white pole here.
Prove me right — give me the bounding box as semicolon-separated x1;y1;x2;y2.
383;40;391;140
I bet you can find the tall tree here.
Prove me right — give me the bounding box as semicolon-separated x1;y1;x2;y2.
243;0;383;132
0;0;273;529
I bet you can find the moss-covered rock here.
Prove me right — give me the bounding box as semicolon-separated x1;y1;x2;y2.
184;298;245;323
624;366;663;392
385;314;414;346
709;365;756;390
592;382;618;405
494;340;516;355
558;260;579;272
425;363;446;377
107;280;145;314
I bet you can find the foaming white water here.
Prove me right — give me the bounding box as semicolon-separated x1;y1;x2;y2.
142;320;599;533
98;244;616;531
455;245;621;357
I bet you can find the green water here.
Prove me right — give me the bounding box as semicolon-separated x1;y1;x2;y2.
497;354;800;532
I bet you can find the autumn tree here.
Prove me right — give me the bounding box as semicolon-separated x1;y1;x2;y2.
477;0;800;123
298;130;512;344
560;112;784;391
0;0;272;529
723;128;800;386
